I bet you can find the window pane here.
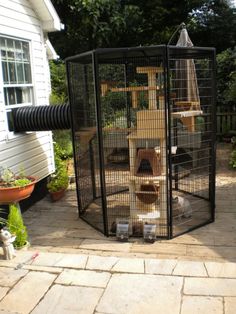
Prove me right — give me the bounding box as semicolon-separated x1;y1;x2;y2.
0;38;7;60
22;42;30;61
24;63;32;83
0;37;32;84
16;87;23;103
9;62;16;83
1;36;33;132
7;111;14;132
2;61;9;83
15;41;23;61
6;88;16;105
4;87;32;106
16;62;24;83
21;87;32;103
4;89;8;106
6;39;14;60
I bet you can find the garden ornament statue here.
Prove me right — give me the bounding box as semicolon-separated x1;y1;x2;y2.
0;228;16;260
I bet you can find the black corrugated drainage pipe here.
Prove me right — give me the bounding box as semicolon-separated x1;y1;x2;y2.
12;104;71;132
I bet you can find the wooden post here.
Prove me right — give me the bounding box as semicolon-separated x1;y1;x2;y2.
136;67;163;110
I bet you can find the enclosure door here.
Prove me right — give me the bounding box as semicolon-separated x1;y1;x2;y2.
167;46;216;237
67;58;106;234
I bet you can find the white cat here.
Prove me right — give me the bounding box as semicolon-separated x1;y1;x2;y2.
172;196;192;218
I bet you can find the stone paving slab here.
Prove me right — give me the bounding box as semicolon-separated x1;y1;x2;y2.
111;258;144;273
186;245;236;260
30;237;84;248
173;261;207;277
0;267;28;287
205;261;236;278
0;288;8;302
79;239;131;252
23;265;63;274
184;278;236;296
86;255;118;271
30;252;64;267
0;251;35;268
0;271;56;314
131;243;188;256
54;254;88;269
0;311;20;314
145;259;177;275
181;296;223;314
0;252;236;313
31;284;104;314
55;269;111;288
224;297;236;314
96;273;183;314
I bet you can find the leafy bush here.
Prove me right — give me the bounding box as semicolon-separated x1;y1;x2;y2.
7;203;28;248
47;142;69;193
229;150;236;169
217;47;236;105
53;131;73;160
49;60;67;105
47;170;69;193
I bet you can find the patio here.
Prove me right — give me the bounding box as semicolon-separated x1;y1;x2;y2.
23;143;236;262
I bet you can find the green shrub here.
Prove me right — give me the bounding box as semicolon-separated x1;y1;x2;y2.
47;170;69;193
53;132;73;160
7;204;28;248
47;143;69;192
229;150;236;169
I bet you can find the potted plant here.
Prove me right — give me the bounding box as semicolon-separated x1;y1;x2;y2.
47;142;69;201
0;204;29;251
0;167;37;204
47;170;69;201
7;203;29;249
47;167;69;201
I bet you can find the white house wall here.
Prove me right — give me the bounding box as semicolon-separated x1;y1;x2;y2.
0;0;55;178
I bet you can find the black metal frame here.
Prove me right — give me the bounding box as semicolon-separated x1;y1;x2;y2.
66;45;216;239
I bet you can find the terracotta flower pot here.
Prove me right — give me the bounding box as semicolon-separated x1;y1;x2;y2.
49;189;66;202
0;177;37;205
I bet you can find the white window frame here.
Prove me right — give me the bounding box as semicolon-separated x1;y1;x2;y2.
0;35;34;140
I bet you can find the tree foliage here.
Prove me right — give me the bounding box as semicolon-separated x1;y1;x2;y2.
188;0;236;53
49;0;236;108
51;0;225;58
217;47;236;105
50;0;143;58
49;60;67;105
50;0;235;59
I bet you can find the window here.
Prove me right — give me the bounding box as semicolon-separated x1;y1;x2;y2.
0;37;33;132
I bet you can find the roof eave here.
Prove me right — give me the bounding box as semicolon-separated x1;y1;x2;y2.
29;0;63;32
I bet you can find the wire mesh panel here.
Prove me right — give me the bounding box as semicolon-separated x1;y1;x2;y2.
167;46;216;237
97;50;169;237
66;46;216;240
67;54;105;233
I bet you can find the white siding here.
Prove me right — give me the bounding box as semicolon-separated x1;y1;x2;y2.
0;0;55;179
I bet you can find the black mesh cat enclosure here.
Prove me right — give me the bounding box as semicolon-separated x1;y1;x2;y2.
66;45;216;239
